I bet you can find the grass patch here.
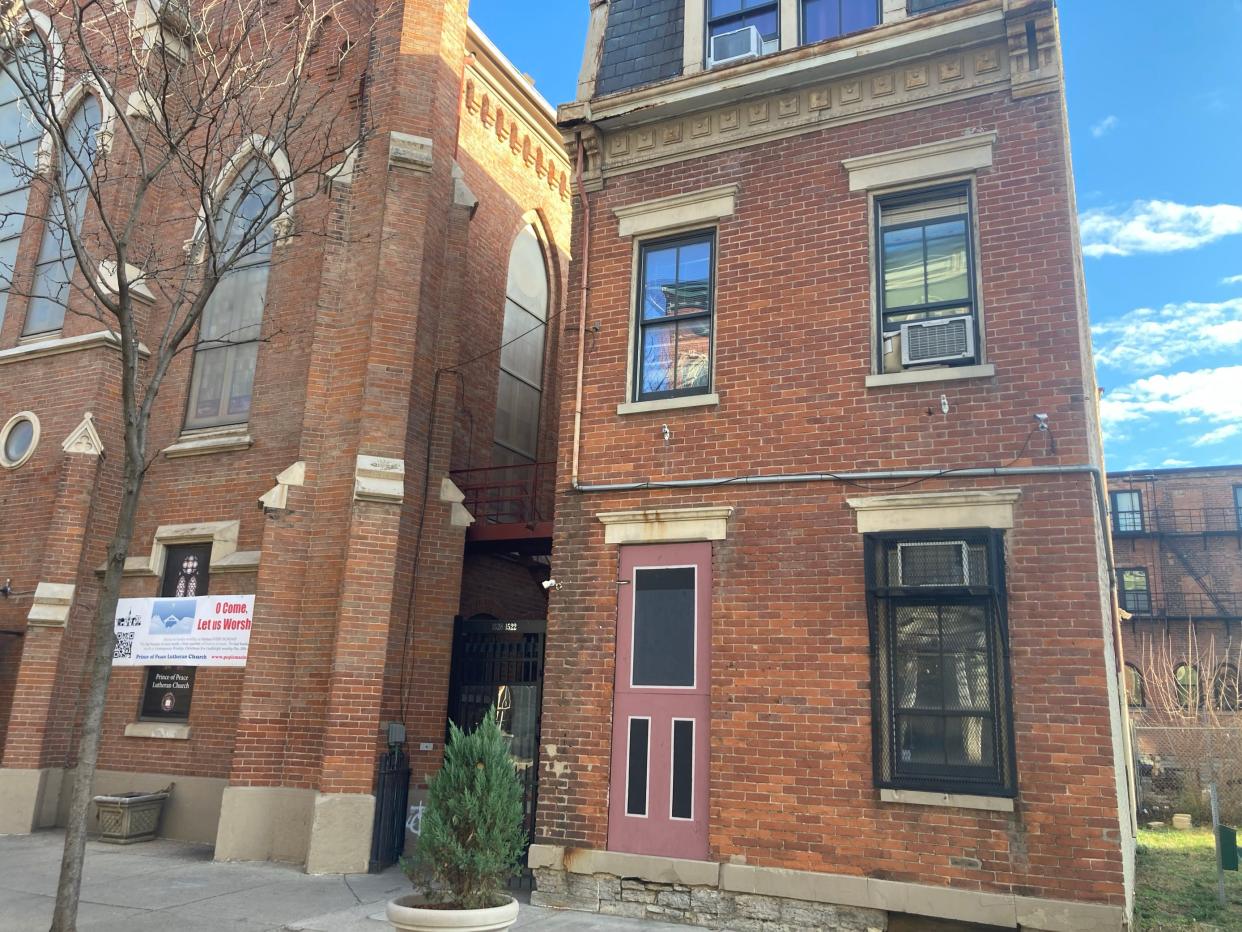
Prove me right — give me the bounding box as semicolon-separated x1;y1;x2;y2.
1136;827;1242;930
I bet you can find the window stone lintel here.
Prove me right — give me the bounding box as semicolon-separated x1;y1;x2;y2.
598;505;734;545
842;131;997;192
104;520;254;578
614;184;739;238
846;488;1021;533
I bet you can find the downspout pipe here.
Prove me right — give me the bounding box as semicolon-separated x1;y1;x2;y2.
570;133;591;488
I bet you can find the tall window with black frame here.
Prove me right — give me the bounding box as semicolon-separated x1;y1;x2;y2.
635;232;714;401
866;532;1016;797
876;184;978;373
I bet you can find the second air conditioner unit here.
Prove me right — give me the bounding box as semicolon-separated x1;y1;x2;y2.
708;26;762;69
896;540;971;587
900;315;975;366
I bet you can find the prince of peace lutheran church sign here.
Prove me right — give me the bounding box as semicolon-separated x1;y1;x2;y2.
112;595;254;667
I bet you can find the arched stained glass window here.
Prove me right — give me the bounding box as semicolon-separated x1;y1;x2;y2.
0;32;48;330
185;159;278;429
1123;663;1144;709
493;224;548;466
24;95;102;336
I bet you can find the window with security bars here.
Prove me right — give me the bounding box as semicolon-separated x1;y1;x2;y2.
866;531;1016;796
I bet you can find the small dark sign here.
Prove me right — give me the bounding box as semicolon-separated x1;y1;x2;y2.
140;666;196;721
1220;826;1239;872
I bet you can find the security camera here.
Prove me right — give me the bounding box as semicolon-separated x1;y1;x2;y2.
541;579;561;591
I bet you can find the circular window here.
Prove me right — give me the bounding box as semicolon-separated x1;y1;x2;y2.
0;412;40;469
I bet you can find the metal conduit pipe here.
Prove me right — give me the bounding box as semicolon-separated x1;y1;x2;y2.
572;463;1117;578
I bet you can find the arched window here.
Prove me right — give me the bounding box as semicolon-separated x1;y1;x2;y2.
492;224;548;466
185;159;277;429
1174;663;1201;710
0;31;48;329
24;95;102;336
1214;663;1240;712
1123;663;1144;709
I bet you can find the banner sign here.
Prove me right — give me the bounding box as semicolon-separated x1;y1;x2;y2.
112;596;254;667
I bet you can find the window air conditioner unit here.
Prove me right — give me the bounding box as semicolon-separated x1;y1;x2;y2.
708;26;761;69
900;316;974;366
897;540;971;587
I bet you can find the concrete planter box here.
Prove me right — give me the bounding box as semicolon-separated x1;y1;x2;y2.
93;789;170;844
386;894;519;932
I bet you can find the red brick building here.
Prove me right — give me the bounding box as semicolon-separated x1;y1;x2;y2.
1109;465;1242;717
534;1;1135;929
0;1;569;873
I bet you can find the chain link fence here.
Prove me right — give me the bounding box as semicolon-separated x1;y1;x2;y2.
1135;723;1242;825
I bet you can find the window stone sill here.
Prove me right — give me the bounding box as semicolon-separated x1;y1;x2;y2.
865;363;995;388
162;426;253;458
617;393;719;416
879;788;1014;812
125;722;191;740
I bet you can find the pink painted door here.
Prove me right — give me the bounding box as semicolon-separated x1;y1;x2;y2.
608;542;711;860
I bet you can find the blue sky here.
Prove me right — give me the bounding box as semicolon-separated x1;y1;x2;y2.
470;0;1242;471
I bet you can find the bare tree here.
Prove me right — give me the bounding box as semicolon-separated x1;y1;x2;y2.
1133;625;1242;822
0;0;382;926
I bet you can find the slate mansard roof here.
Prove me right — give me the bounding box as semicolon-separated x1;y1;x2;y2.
595;0;685;97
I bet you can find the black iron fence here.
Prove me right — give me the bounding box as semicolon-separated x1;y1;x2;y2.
369;746;411;873
1114;506;1242;536
1122;591;1242;621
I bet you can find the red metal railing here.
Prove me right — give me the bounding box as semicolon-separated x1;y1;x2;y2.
450;462;556;544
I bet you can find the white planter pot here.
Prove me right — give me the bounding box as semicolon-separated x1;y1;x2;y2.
386;894;519;932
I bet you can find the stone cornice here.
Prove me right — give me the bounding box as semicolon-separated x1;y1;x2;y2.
581;39;1010;183
464;32;572;202
559;1;1006;129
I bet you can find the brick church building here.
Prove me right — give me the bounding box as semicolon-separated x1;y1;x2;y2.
533;1;1136;930
0;0;569;873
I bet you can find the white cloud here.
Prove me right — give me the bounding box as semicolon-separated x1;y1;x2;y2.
1160;458;1193;467
1224;274;1242;286
1091;115;1119;138
1101;367;1242;445
1091;298;1242;371
1193;424;1242;447
1080;200;1242;258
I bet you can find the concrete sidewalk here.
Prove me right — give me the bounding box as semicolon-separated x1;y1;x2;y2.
0;831;705;932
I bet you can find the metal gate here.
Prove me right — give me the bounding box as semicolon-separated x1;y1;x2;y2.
368;745;410;872
447;616;546;853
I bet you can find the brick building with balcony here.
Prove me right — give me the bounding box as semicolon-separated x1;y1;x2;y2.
1109;465;1242;718
533;1;1135;930
0;1;567;872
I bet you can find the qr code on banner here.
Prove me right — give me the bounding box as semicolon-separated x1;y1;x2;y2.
112;631;134;660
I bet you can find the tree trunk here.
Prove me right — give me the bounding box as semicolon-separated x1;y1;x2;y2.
50;461;146;932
